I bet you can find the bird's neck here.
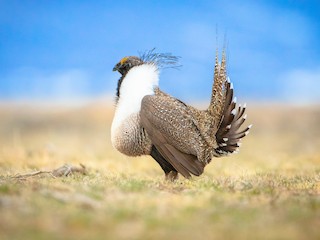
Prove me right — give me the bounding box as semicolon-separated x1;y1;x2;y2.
112;64;159;130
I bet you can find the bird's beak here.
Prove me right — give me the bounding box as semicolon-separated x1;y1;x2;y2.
113;63;120;72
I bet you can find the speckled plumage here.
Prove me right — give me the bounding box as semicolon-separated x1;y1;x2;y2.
111;113;152;156
111;50;251;180
142;89;213;163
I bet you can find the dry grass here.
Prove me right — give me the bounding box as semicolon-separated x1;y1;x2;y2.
0;101;319;240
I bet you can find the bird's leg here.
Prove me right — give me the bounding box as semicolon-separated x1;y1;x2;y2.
165;171;178;181
150;146;179;181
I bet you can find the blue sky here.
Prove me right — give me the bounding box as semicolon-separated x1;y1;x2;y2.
1;0;320;104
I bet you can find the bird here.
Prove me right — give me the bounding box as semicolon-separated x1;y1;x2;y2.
111;49;251;181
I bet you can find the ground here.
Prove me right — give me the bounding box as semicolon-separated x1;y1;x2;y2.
0;101;319;240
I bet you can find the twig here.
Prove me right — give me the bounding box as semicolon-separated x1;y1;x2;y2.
52;164;87;177
11;164;87;180
12;170;52;179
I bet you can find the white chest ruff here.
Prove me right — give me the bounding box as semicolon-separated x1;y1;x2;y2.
111;64;159;155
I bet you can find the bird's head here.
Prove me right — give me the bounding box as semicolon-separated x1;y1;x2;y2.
113;56;143;75
113;50;180;103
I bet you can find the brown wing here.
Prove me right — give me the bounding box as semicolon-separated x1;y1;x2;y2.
140;94;204;178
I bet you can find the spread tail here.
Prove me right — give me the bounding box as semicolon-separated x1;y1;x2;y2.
208;49;251;157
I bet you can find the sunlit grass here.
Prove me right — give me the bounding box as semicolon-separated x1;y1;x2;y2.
0;102;319;240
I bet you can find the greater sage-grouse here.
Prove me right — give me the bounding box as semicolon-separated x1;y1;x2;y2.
111;50;251;180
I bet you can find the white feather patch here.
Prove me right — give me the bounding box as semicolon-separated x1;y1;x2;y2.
111;64;159;138
233;97;237;103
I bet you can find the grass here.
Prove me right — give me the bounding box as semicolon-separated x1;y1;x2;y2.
0;102;319;240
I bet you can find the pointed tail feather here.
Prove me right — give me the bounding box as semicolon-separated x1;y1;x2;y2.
208;49;228;120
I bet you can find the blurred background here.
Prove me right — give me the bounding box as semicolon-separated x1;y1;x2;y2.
1;2;319;239
1;0;320;105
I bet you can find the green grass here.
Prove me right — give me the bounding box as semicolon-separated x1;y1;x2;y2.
0;103;319;240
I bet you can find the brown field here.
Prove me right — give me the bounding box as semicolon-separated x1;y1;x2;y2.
0;101;319;240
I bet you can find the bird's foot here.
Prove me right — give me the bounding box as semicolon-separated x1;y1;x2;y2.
165;171;178;182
